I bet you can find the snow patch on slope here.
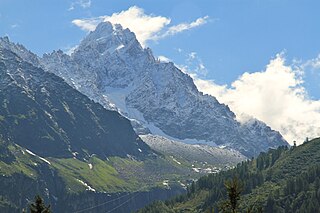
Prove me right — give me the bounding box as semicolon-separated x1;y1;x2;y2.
25;149;51;165
77;179;96;192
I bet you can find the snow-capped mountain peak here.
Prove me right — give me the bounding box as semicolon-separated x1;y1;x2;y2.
0;22;288;157
76;21;142;57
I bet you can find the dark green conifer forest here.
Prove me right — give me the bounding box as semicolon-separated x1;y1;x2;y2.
138;138;320;213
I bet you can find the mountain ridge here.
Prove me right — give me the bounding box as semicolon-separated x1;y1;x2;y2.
0;22;288;158
0;46;151;159
41;21;287;157
0;21;292;212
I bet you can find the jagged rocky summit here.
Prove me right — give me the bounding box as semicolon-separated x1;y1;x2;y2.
0;22;288;157
0;46;151;159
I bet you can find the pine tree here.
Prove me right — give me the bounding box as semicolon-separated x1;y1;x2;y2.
219;177;242;213
265;194;275;213
29;195;51;213
293;141;297;148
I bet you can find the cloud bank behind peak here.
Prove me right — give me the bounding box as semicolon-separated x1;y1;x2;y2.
72;6;209;47
193;54;320;145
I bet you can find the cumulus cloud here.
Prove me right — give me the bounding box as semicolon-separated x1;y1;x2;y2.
102;6;170;46
193;54;320;145
72;6;209;47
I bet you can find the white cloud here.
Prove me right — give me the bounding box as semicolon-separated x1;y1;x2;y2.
64;45;79;55
80;0;91;8
199;63;206;71
69;0;91;11
156;16;209;39
191;75;228;97
193;54;320;145
177;51;208;77
72;6;209;47
188;52;197;60
303;54;320;70
102;6;170;47
72;18;100;31
158;55;171;63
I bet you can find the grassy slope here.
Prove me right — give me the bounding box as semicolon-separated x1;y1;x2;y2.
0;140;196;194
0;139;197;212
49;157;130;193
0;133;243;212
0;143;41;179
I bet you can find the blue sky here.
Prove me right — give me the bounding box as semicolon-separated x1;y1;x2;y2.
1;0;320;97
1;0;320;143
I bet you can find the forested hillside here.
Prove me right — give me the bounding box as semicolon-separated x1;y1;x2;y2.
138;138;320;212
